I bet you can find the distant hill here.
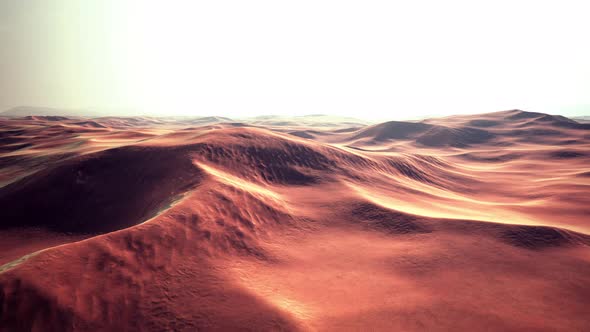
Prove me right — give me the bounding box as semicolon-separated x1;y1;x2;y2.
346;109;589;147
0;107;237;124
243;114;371;127
1;106;103;117
573;116;590;123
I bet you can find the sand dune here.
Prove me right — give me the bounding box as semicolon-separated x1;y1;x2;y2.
0;110;589;331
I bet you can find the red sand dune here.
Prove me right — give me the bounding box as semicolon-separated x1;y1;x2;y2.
1;110;590;331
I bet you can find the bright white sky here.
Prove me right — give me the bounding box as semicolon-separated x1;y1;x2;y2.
0;0;588;119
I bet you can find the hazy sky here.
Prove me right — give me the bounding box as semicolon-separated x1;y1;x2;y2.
1;0;588;119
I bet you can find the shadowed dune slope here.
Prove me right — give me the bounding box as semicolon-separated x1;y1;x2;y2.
0;145;203;233
351;121;433;141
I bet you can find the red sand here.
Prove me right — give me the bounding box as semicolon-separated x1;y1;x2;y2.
1;110;590;331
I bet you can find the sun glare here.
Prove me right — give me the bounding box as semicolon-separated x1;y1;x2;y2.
115;0;590;118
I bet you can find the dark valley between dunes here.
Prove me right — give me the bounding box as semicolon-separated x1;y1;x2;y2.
1;110;590;331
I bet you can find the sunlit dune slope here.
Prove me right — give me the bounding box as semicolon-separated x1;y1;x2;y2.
0;110;589;331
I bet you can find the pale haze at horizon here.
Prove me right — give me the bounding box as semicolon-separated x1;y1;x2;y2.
0;0;588;120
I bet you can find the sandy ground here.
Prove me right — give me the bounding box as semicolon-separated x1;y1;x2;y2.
1;110;589;331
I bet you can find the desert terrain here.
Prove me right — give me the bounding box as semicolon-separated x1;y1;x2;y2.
1;109;589;331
